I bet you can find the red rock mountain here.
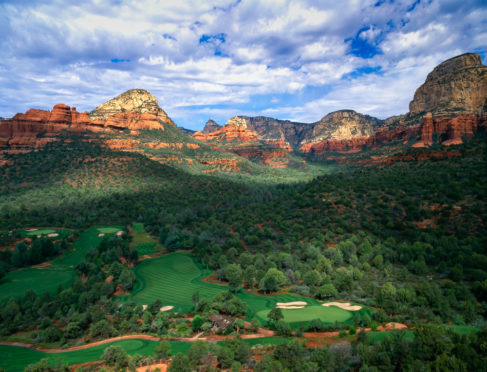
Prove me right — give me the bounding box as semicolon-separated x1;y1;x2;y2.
0;89;175;150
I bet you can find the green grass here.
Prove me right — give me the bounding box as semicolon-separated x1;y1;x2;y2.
130;253;372;327
132;223;164;255
96;227;121;234
0;266;77;303
18;228;72;239
0;339;192;372
242;337;292;346
257;305;352;326
130;252;225;312
54;226;121;267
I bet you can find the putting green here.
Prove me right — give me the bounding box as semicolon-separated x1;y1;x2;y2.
257;305;352;325
0;339;192;372
0;266;77;303
97;227;121;234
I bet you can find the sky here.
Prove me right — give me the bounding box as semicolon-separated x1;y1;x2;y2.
0;0;486;130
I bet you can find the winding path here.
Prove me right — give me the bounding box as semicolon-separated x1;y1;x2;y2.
0;322;407;353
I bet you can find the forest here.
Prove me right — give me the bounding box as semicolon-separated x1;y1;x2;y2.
0;133;486;371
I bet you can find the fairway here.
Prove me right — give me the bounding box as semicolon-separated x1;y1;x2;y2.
0;339;192;372
0;266;77;303
131;252;225;312
257;305;352;326
130;253;372;327
54;225;122;267
131;223;164;255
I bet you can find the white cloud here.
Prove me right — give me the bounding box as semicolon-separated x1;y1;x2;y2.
0;0;485;129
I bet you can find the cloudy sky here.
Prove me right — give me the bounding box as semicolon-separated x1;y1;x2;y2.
1;0;486;129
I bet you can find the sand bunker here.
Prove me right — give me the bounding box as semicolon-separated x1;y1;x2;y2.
322;302;362;311
47;233;59;238
98;233;105;237
277;301;307;309
116;231;124;236
141;305;174;312
26;228;38;232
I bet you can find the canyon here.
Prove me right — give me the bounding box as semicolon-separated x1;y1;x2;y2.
1;53;486;168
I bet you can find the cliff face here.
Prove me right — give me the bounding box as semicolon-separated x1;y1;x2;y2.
303;110;383;143
409;53;487;116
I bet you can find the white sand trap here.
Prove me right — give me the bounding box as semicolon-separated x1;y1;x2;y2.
142;305;148;310
26;228;38;232
37;235;41;238
160;306;174;312
322;302;362;311
47;233;59;237
277;301;307;306
116;231;124;236
277;305;305;309
276;301;307;309
98;233;105;237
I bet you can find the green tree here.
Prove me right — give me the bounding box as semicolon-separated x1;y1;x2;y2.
102;346;129;370
317;283;338;299
154;340;171;360
259;268;287;293
225;264;243;292
267;308;283;324
169;353;191;372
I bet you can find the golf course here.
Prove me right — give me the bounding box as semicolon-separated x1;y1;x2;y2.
0;226;122;302
129;251;372;325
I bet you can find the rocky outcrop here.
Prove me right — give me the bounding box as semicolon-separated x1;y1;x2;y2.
90;89;175;129
193;117;259;142
202;119;222;134
302;110;383;144
409;53;487;116
0;89;179;150
413;113;482;147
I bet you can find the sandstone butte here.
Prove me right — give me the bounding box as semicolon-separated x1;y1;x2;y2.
0;89;175;150
193;116;259;142
300;53;487;154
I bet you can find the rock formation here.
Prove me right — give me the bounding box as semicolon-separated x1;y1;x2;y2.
409;53;487;116
193;116;258;142
0;89;178;151
202;119;222;134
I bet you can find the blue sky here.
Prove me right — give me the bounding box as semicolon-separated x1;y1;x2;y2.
0;0;486;130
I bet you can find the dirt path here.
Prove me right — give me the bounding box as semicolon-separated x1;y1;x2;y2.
0;323;407;353
0;335;161;353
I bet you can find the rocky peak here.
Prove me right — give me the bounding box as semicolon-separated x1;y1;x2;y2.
89;89;164;120
302;110;383;144
224;116;248;128
425;53;483;82
409;53;487;115
202;119;222;134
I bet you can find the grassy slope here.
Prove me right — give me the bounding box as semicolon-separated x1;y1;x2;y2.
132;223;164;256
130;252;370;325
130;253;224;312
